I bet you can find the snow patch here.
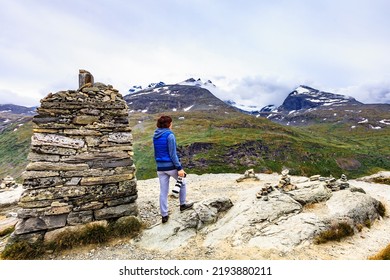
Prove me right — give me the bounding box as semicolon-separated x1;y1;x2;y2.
369;125;382;130
358;118;368;124
379;119;390;125
184;105;194;112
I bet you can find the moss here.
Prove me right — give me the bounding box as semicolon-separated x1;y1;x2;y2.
0;225;14;238
369;243;390;260
109;216;143;238
364;219;372;228
377;201;386;217
315;222;355;244
1;240;45;260
1;216;144;260
373;177;390;185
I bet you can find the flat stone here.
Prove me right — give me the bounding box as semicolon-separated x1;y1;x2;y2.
108;132;133;143
32;145;77;155
76;201;104;211
94;203;138;220
72;115;100;125
27;153;60;162
31;133;85;149
22;171;60;180
26;162;89;171
87;158;133;169
18;200;54;209
62;168;116;178
15;214;67;234
67;210;94;225
80;173;134;186
106;194;138;207
23;177;63;189
63;129;102;136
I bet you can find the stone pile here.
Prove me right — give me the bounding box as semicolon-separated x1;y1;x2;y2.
236;169;260;182
324;174;350;191
12;71;138;243
0;176;17;190
308;173;350;191
256;183;274;200
277;169;297;192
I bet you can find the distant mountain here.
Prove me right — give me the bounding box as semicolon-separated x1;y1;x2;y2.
232;85;390;129
0;104;36;115
0;104;36;133
279;85;362;111
124;78;235;114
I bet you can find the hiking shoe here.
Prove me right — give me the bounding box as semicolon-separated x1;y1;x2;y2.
162;215;169;223
180;202;194;212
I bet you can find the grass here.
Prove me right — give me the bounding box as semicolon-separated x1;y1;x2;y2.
1;111;389;181
1;216;143;260
377;201;386;217
314;222;355;244
0;117;32;181
314;202;386;245
373;177;390;185
131;112;390;180
0;225;15;237
369;243;390;260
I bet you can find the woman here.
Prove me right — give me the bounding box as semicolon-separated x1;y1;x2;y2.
153;115;193;223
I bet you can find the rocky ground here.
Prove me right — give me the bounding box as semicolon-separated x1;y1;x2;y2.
1;172;390;260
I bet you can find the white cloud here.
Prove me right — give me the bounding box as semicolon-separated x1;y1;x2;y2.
338;79;390;104
0;0;390;107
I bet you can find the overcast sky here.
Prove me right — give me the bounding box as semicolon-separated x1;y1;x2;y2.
1;0;390;108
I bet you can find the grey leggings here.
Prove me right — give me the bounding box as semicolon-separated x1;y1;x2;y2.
157;170;187;216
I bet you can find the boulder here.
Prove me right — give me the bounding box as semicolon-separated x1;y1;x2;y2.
137;197;233;251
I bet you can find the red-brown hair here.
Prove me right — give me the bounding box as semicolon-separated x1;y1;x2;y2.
157;115;172;128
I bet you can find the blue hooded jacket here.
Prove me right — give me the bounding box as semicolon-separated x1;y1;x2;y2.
153;128;183;171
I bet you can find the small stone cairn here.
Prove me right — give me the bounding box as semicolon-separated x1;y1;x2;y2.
236;169;260;182
256;183;274;201
0;176;17;190
277;169;297;192
256;169;298;200
11;70;138;244
324;174;350;191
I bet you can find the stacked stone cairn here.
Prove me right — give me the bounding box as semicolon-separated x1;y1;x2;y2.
277;169;297;192
323;174;350;191
256;183;274;201
11;70;138;244
236;169;260;182
0;176;17;190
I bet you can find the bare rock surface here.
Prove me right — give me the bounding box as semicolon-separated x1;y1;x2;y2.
1;172;390;260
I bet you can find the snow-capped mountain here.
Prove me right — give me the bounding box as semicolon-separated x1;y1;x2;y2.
279;85;362;111
124;78;234;114
0;104;36;133
125;80;390;129
178;78;216;88
258;85;390;128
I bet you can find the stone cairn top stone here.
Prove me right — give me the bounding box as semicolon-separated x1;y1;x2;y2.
10;71;138;244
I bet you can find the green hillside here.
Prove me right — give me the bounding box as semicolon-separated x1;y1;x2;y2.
130;111;390;180
0;118;33;181
1;111;389;182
